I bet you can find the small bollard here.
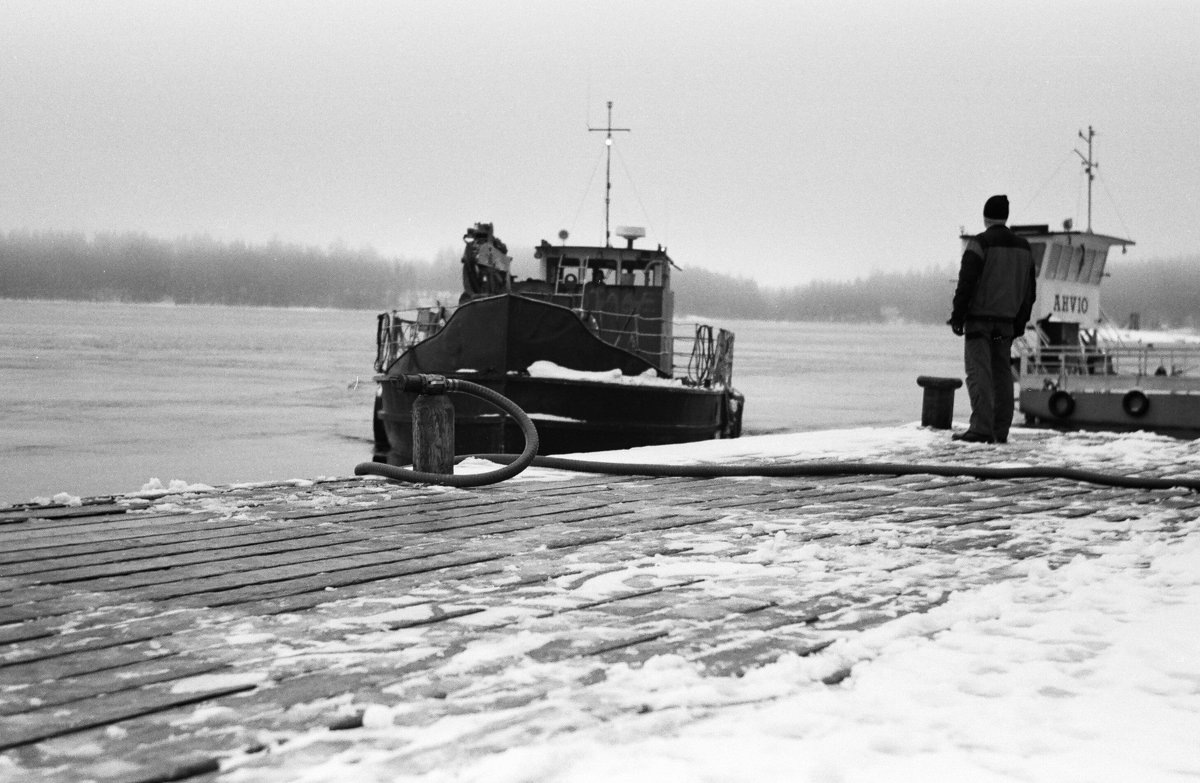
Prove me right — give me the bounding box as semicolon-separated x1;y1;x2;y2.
916;375;963;430
412;394;455;474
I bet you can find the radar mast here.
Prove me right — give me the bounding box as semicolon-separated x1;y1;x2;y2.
1075;125;1098;232
588;101;630;247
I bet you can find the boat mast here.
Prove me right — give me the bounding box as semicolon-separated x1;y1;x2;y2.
1075;125;1097;232
588;101;630;247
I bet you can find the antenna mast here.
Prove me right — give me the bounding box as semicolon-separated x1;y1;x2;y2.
588;101;630;247
1075;125;1097;232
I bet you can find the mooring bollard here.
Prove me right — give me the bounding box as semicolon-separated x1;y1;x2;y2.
412;394;455;474
916;375;963;430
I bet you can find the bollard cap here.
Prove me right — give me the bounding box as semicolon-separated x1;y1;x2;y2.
916;375;963;390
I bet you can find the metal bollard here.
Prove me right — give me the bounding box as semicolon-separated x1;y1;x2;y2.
916;376;963;430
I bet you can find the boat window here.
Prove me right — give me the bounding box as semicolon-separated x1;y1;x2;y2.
1061;246;1082;280
1029;243;1046;276
1043;243;1063;279
558;262;582;285
1090;252;1108;284
1078;248;1097;284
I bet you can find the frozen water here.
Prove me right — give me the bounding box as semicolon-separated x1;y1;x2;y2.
0;301;963;504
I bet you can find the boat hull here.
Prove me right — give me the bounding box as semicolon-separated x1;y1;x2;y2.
373;293;743;464
1020;387;1200;436
376;375;742;463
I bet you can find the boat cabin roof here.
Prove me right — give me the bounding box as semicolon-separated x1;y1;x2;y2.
1008;225;1135;249
960;225;1135;249
535;240;673;272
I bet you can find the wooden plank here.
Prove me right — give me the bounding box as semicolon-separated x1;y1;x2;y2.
163;550;511;608
0;512;238;554
364;498;615;535
22;540;458;596
2;527;375;580
0;620;56;646
1;627;180;673
691;633;833;676
0;502;138;524
0;657;230;716
26;528;380;583
0;515;248;560
0;680;260;752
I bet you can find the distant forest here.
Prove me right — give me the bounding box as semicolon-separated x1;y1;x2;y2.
0;230;459;310
676;260;1200;330
2;229;1197;329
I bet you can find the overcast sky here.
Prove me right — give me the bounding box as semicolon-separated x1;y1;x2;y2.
2;0;1197;286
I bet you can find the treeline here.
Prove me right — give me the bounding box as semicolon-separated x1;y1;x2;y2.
770;267;959;323
2;229;1197;328
676;257;1200;329
675;265;959;323
1102;256;1200;330
0;230;460;310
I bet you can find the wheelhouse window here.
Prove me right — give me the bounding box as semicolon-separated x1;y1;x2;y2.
1061;246;1082;280
1043;243;1063;279
1089;250;1107;284
1029;242;1046;276
1076;248;1093;282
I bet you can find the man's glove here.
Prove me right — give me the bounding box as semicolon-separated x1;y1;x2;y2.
948;318;964;337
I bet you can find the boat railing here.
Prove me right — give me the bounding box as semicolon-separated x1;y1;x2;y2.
559;307;735;386
1020;319;1119;377
1090;311;1200;377
374;306;454;372
1021;337;1200;385
1110;343;1200;379
671;323;735;388
575;307;668;357
563;306;735;386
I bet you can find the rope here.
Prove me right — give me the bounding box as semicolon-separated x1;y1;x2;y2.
687;324;716;386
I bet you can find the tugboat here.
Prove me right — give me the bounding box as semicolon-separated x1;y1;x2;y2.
370;104;744;464
1010;127;1200;435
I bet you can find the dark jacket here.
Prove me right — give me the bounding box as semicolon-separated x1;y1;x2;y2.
951;224;1036;333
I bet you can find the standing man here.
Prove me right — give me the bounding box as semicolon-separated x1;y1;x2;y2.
949;194;1037;444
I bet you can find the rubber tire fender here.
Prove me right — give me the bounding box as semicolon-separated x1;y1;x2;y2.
1122;389;1150;418
1048;390;1075;418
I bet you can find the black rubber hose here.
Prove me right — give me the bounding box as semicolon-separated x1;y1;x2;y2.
356;378;1198;493
469;454;1200;493
354;379;539;487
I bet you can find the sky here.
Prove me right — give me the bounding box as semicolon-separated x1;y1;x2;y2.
2;0;1198;286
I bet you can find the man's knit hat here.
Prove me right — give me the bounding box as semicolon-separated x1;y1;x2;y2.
983;194;1009;221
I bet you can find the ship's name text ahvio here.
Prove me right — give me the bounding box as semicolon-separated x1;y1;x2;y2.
1053;294;1089;315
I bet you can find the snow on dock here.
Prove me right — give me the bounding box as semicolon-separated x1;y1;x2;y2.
2;426;1200;782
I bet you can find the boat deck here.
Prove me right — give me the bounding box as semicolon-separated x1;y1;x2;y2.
3;429;1199;782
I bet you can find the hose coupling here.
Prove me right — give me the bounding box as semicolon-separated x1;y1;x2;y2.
394;373;451;395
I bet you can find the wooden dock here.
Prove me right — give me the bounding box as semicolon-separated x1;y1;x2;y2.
3;429;1199;782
